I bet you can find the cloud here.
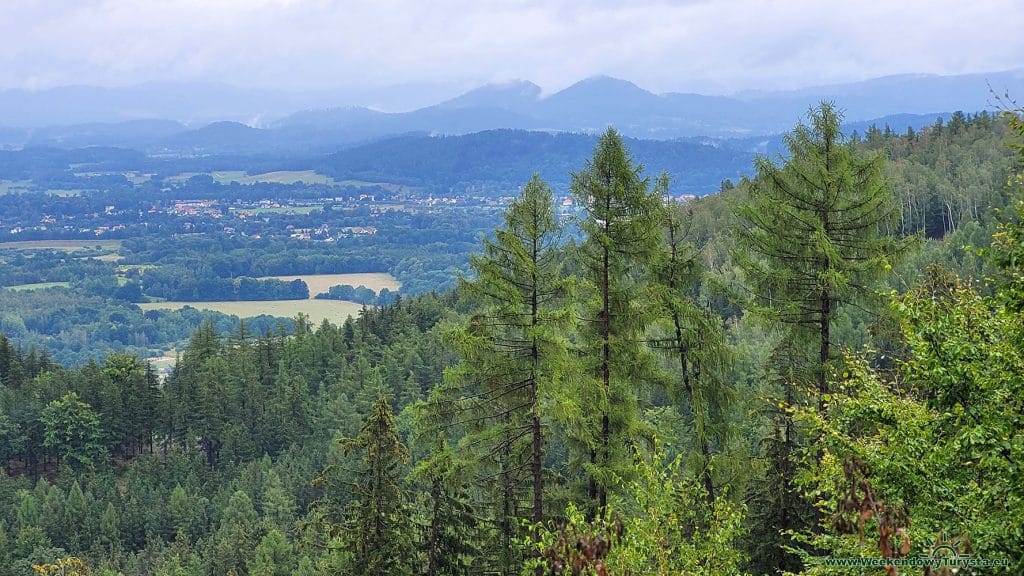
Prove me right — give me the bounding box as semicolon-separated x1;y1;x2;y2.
1;0;1021;93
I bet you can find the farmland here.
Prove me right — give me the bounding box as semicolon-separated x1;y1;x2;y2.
138;298;366;325
3;281;70;291
0;239;122;251
260;272;400;298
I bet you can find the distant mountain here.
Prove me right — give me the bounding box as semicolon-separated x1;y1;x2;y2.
437;80;542;113
746;71;1024;122
1;70;1015;157
272;70;1020;141
24;120;188;149
0;83;307;127
0;81;469;128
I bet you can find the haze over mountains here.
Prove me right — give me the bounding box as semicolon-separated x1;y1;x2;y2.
0;69;1020;154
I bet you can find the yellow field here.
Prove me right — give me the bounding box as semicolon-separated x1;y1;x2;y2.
91;253;124;262
261;273;400;298
138;299;366;325
4;281;70;291
0;239;122;251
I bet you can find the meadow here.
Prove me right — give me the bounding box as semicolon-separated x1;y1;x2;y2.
138;298;366;325
3;281;70;291
0;239;122;251
260;272;400;298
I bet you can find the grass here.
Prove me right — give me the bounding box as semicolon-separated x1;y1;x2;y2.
0;180;33;195
213;170;334;185
138;299;366;325
4;282;70;291
230;206;320;215
0;239;123;251
146;349;178;375
210;170;412;191
89;253;124;262
334;179;411;193
260;273;400;298
117;264;159;272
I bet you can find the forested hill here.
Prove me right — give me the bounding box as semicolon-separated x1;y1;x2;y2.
0;108;1022;575
316;129;755;194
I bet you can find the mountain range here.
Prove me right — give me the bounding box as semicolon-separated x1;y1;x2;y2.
0;69;1019;153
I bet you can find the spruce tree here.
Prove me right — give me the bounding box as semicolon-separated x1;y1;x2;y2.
339;394;413;576
570;127;665;514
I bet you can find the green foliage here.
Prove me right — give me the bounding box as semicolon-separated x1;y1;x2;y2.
797;110;1024;575
733;102;908;369
2;106;1020;576
39;393;106;471
524;448;748;576
430;174;575;572
648;185;734;503
570;127;666;512
336;395;414;576
794;286;1024;572
249;528;293;576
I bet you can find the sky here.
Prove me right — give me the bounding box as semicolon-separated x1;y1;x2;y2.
2;0;1022;97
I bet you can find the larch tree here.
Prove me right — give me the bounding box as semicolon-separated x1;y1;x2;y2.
441;174;573;573
648;180;733;506
734;101;908;416
571;127;665;515
733;101;909;573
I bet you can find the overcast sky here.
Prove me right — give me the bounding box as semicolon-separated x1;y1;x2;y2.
2;0;1022;96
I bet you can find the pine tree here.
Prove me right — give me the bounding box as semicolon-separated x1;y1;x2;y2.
96;502;120;557
249;528;293;576
571;127;665;514
411;436;481;576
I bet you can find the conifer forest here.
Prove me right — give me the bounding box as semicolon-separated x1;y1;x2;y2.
2;100;1024;576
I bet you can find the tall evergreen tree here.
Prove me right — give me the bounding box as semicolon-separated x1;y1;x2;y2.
339;394;413;576
733;101;907;418
570;127;665;514
733;102;909;573
441;174;572;572
649;185;732;505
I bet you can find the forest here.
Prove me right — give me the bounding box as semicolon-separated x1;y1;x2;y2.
0;103;1022;575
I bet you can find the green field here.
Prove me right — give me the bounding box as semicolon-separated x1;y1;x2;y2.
261;273;400;298
334;179;411;193
230;205;320;215
138;299;366;325
0;239;122;251
90;253;124;262
4;281;70;291
213;170;334;185
169;170;413;192
0;180;33;195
